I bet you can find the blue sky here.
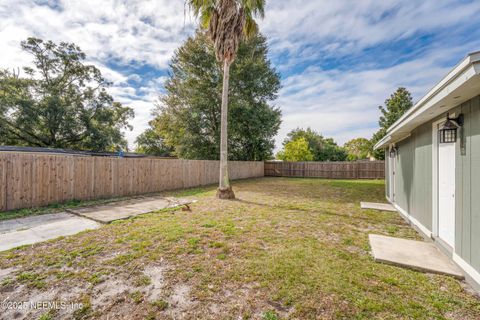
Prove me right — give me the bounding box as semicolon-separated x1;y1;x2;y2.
1;0;480;151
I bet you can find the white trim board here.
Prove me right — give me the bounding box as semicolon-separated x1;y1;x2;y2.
394;133;412;145
389;200;480;291
391;202;432;239
453;253;480;286
432;115;452;239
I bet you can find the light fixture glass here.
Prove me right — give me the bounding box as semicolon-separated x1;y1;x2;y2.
439;113;462;144
389;146;397;158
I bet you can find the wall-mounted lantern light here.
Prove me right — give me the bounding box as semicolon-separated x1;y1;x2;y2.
389;145;398;158
439;113;463;144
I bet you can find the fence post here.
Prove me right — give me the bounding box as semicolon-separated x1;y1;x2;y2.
0;155;6;211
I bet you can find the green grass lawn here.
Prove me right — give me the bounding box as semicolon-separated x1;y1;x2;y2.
1;177;479;319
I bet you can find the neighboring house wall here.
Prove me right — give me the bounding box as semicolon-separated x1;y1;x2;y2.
386;95;480;279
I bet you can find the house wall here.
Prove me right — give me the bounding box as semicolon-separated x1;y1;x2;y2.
385;151;390;199
395;136;415;217
411;122;433;230
455;95;480;272
393;128;433;230
386;95;480;280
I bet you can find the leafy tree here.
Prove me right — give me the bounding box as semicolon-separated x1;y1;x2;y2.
344;138;372;161
371;87;413;159
276;137;313;162
187;0;266;199
0;38;133;151
135;129;173;156
282;128;347;161
147;31;280;160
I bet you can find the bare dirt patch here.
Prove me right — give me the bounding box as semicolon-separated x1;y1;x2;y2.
91;279;130;307
143;263;168;301
166;283;195;318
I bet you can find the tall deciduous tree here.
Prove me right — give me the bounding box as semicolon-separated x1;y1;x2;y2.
281;128;347;161
276;137;314;162
371;87;413;159
146;31;280;162
344;138;372;161
187;0;266;199
135;129;173;156
0;38;133;151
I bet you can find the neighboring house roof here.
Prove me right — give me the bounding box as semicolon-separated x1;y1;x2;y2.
0;146;174;158
375;51;480;149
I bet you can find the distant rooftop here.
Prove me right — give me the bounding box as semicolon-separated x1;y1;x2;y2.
0;146;173;158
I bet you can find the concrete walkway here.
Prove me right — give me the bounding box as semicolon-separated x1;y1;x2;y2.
0;213;100;251
369;234;464;278
0;196;193;251
361;202;396;212
67;196;193;223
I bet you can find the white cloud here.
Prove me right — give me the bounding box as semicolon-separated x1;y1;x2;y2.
261;0;480;151
274;42;480;150
0;0;195;149
261;0;480;63
1;0;479;153
3;0;194;69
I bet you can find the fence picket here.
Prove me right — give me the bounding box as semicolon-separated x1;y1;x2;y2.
264;160;384;179
0;153;264;212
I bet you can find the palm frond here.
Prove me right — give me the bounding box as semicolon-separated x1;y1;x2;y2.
186;0;217;20
243;12;258;39
200;10;213;29
187;0;265;61
242;0;265;18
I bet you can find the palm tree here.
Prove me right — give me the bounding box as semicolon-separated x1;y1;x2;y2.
187;0;265;199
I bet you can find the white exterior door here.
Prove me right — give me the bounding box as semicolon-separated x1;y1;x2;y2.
438;141;455;248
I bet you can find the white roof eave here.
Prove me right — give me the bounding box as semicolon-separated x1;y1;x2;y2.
374;51;480;150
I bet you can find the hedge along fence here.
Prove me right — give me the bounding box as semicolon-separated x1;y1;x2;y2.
0;153;264;212
264;160;385;179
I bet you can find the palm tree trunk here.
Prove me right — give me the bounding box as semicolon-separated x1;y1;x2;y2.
217;59;235;199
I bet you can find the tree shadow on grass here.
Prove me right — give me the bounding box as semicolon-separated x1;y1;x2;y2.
232;180;385;205
233;198;406;226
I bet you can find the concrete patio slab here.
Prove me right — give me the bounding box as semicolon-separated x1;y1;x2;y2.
369;234;464;278
67;196;194;223
0;213;100;252
361;202;396;212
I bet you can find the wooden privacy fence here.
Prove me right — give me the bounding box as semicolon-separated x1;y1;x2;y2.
0;153;264;212
264;160;385;179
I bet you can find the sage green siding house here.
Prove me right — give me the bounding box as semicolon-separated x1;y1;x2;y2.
375;52;480;290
